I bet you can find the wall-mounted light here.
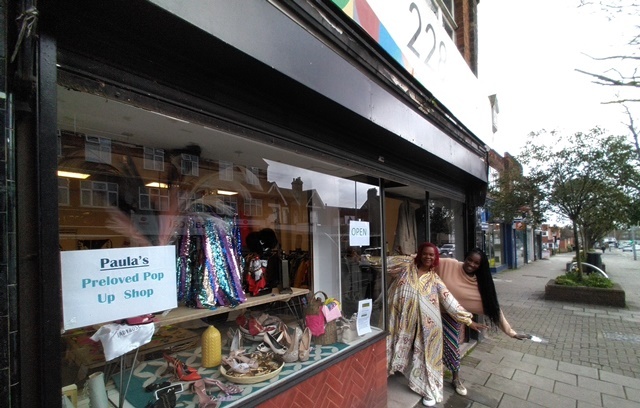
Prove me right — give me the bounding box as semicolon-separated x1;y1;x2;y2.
57;170;90;179
145;182;169;189
216;189;238;196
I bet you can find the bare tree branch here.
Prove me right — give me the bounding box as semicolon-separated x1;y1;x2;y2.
582;54;640;61
602;98;640;104
575;68;640;88
623;104;640;161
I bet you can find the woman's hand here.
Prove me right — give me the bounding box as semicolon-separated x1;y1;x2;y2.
513;333;529;340
468;322;489;332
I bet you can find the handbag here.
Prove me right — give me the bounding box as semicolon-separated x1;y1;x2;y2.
337;315;359;343
321;299;342;322
305;291;338;345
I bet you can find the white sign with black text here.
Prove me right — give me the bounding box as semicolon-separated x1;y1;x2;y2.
61;245;177;330
356;299;372;336
349;220;371;247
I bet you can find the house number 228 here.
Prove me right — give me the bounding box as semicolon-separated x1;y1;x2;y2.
406;2;447;72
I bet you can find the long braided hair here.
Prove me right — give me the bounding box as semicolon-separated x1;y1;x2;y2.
467;248;501;326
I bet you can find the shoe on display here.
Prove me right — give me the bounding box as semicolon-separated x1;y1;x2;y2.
298;327;311;362
452;378;467;396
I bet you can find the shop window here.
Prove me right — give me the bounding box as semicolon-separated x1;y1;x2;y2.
219;160;233;181
487;223;502;267
80;180;118;207
58;178;70;206
139;186;169;211
143;147;165;171
57;85;385;406
85;135;112;164
181;153;199;176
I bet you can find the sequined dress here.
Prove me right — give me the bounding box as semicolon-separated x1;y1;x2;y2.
387;262;473;402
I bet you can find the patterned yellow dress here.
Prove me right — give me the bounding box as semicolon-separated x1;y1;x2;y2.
387;262;473;402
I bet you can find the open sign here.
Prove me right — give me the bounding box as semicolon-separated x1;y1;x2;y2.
349;220;370;246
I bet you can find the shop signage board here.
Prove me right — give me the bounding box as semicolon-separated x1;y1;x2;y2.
61;245;177;330
331;0;492;141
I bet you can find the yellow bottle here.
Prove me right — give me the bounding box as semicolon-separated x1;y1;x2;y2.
201;325;222;368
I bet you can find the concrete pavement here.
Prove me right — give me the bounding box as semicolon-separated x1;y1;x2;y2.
387;250;640;408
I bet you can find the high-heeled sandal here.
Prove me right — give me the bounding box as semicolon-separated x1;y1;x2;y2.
262;331;286;355
228;349;259;369
191;380;221;408
163;353;202;381
202;378;243;396
282;327;302;363
298;327;311;362
256;330;284;353
222;356;252;374
229;328;243;352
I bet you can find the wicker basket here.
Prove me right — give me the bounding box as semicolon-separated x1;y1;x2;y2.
307;291;338;345
314;319;338;345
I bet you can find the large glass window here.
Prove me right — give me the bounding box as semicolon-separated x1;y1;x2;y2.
57;85;384;406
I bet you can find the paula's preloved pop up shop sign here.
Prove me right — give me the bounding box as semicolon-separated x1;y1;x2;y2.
61;245;177;330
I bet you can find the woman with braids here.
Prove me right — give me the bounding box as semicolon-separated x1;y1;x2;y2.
437;248;528;396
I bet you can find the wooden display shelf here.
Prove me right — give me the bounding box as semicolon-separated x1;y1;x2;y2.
154;287;309;327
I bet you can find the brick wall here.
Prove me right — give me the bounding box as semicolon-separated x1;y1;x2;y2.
454;0;479;76
258;339;388;408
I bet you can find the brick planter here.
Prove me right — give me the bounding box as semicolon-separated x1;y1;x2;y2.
545;279;626;307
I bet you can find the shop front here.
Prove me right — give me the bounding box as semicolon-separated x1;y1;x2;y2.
5;1;490;406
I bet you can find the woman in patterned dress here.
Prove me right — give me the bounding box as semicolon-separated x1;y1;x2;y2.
387;242;487;406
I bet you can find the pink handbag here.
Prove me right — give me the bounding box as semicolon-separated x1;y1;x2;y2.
305;312;326;336
321;303;342;322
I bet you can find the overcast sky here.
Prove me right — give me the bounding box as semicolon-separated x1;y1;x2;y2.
477;0;637;156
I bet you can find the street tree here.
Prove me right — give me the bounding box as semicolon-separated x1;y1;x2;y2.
487;166;545;227
519;128;638;277
576;180;628;248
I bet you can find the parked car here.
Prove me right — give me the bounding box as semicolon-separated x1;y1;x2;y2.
439;243;455;258
621;244;640;252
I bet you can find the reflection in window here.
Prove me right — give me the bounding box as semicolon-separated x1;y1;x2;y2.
85;136;111;164
144;147;165;171
220;196;238;215
58;178;70;206
219;160;233;181
57;130;63;157
139;186;169;211
244;198;263;216
181;153;199;176
80;181;118;207
245;166;260;185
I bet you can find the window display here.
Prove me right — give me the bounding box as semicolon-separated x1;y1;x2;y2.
57;86;384;406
